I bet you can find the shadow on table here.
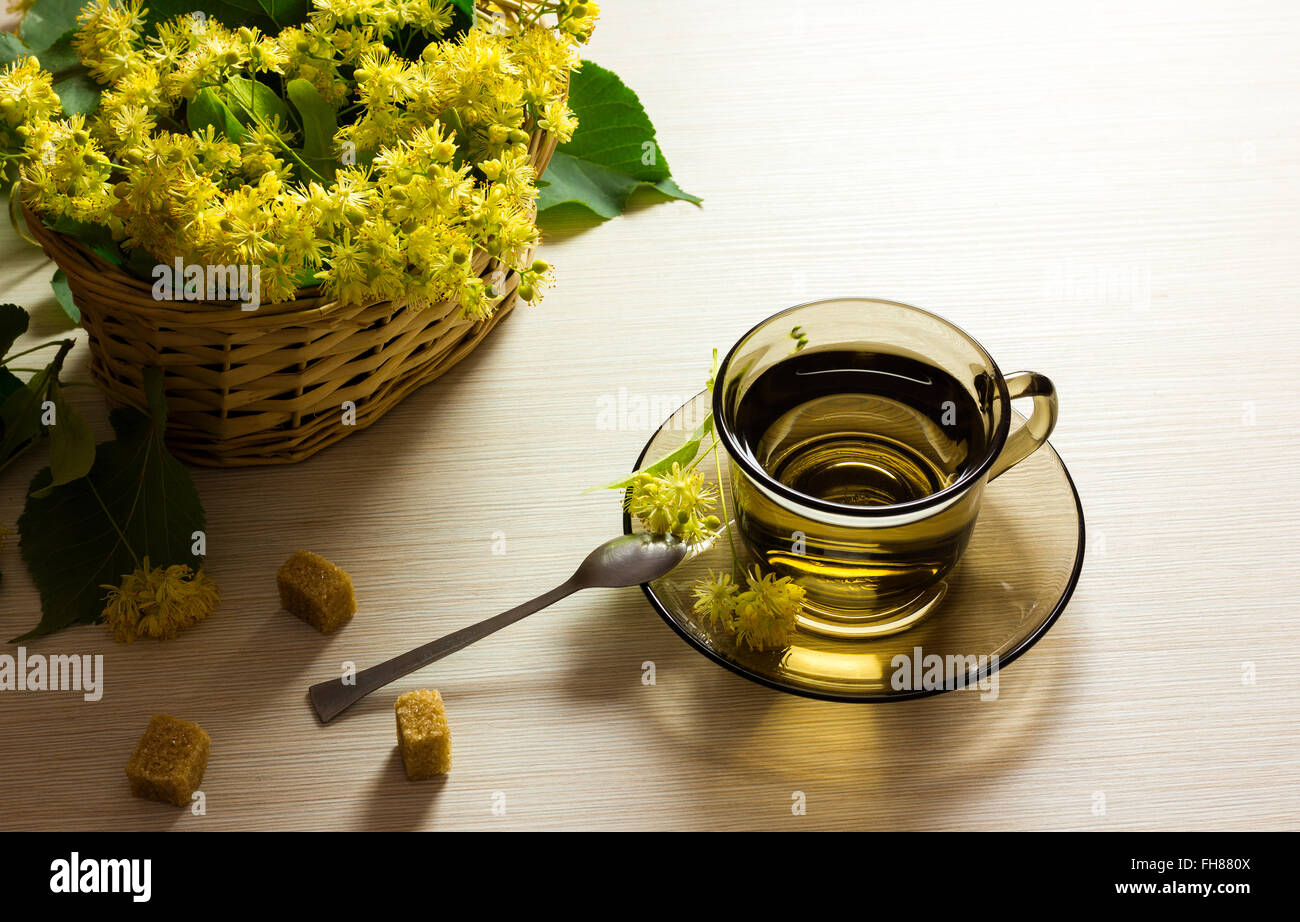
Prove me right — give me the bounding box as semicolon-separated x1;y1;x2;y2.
357;748;445;831
552;591;1077;828
176;321;525;714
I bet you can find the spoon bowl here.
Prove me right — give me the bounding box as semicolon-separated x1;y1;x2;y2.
573;533;688;587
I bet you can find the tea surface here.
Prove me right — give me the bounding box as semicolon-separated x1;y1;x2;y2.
732;349;986;507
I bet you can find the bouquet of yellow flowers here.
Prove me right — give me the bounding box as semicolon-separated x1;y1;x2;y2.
1;0;599;314
0;0;701;643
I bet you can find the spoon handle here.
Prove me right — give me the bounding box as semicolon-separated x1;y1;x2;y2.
309;577;580;723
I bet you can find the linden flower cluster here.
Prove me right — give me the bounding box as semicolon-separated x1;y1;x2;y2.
692;567;805;652
626;463;720;544
625;457;806;651
101;559;221;643
1;0;594;315
619;356;809;653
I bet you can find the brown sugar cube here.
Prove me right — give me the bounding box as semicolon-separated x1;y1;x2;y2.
277;550;356;634
395;689;452;780
125;714;210;807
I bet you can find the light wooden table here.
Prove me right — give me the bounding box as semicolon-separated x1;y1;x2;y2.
1;0;1297;831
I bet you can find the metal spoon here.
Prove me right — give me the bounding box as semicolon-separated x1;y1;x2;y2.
308;533;686;723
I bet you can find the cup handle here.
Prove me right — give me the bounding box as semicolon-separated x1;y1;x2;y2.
988;371;1059;481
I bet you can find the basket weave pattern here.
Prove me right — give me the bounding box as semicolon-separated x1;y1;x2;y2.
24;129;559;467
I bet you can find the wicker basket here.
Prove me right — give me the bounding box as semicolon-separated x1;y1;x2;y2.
23;94;560;468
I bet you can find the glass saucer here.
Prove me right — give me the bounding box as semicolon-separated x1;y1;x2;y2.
623;390;1085;702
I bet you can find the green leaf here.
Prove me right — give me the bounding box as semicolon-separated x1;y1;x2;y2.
555;62;672;183
0;303;28;358
0;369;22;401
533;154;703;220
46;216;123;267
187;87;246;143
52;71;101;116
50;269;79;324
0;364;53;472
142;0;275;33
17;0;85;52
590;414;714;492
536;153;639;220
449;0;475;21
27;29;80;73
223;75;292;130
286;77;339;181
0;34;28;68
653;176;702;205
14;367;206;641
123;246;158;280
255;0;311;27
537;60;699;219
31;380;94;498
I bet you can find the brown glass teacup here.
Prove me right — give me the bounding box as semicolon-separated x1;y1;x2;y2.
713;298;1058;637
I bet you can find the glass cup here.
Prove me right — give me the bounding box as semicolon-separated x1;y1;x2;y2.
713;298;1059;638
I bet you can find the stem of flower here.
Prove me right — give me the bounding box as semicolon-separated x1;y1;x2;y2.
1;340;70;366
710;434;741;578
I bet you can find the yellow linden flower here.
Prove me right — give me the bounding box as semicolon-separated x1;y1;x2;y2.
692;570;738;630
146;17;198;75
731;567;805;652
101;558;221;643
513;257;551;303
536;98;578;143
558;1;601;44
457;273;496;319
7;3;589;314
105;104;156;149
0;58;63;130
626;463;719;542
73;0;147;84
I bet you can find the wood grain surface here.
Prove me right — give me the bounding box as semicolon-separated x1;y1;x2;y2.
1;0;1297;831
